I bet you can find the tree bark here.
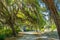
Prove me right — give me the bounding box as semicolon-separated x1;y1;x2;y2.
43;0;60;39
9;16;17;37
10;24;17;37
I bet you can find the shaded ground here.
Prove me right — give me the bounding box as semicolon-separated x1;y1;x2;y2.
40;31;59;39
5;31;59;40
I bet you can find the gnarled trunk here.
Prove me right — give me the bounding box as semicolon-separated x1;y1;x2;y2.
43;0;60;39
8;15;17;37
10;24;16;37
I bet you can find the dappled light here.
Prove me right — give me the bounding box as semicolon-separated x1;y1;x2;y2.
0;0;60;40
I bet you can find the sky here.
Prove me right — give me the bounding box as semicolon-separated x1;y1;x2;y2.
38;0;60;20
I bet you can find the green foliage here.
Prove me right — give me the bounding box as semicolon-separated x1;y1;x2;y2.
0;34;6;40
5;0;14;5
5;29;12;37
0;0;57;37
51;23;56;31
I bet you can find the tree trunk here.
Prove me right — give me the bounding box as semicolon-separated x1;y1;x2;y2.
9;16;17;37
10;24;17;37
43;0;60;39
